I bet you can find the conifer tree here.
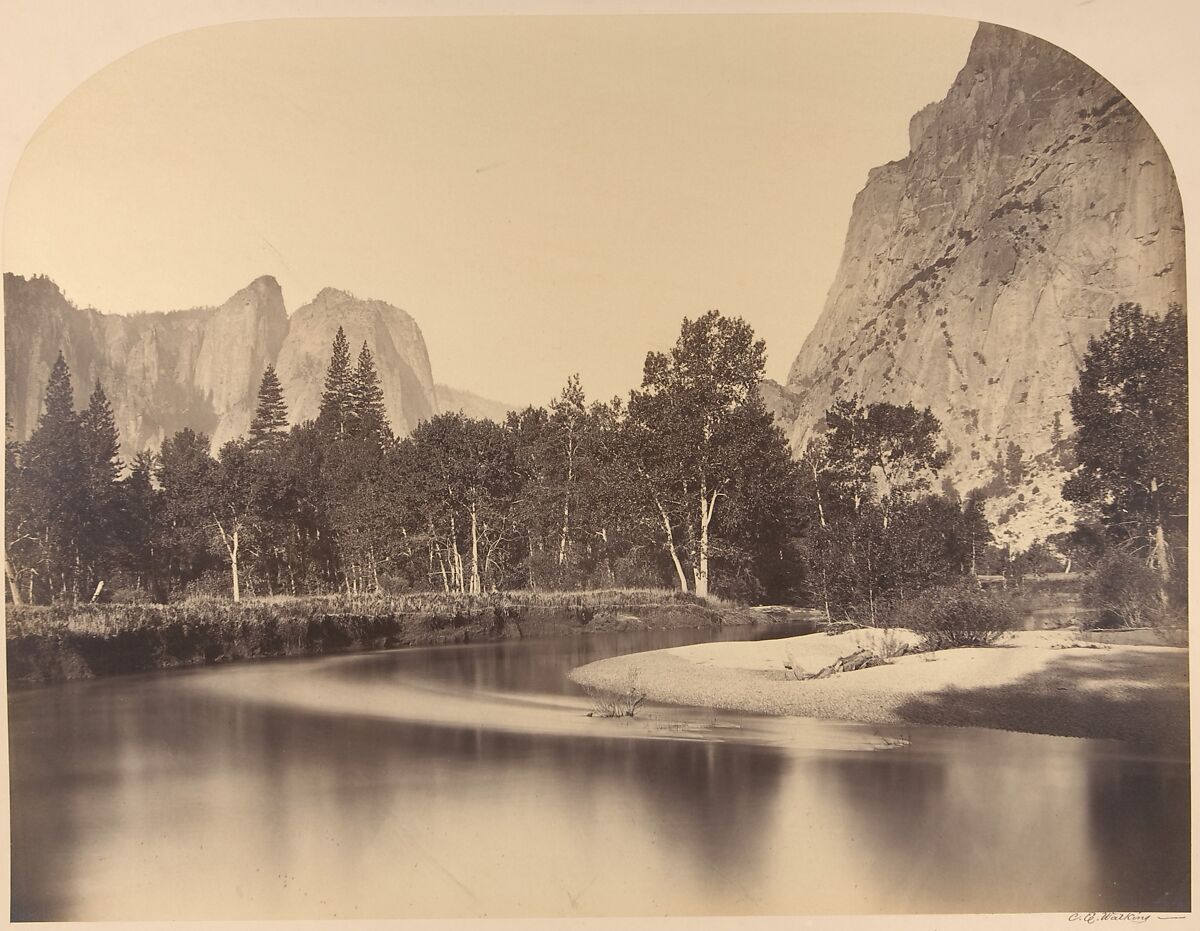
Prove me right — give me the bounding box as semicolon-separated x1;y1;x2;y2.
249;364;289;450
121;449;162;597
39;351;77;433
80;380;122;487
79;380;124;592
348;342;391;442
317;327;353;436
21;352;88;599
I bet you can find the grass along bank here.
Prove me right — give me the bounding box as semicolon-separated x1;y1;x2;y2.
569;627;1189;752
6;588;780;685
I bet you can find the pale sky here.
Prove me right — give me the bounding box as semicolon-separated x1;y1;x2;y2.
4;14;977;407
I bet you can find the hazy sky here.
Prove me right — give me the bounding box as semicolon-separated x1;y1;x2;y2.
4;14;977;406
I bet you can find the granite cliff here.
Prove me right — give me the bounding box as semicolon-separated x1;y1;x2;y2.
4;274;439;455
780;23;1186;542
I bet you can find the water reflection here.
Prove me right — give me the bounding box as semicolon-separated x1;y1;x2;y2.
1085;759;1191;911
8;624;1190;919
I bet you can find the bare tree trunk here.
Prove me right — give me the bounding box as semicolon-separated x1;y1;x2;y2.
1150;478;1171;605
436;546;451;593
1153;522;1170;602
809;460;827;528
214;518;242;602
469;503;481;596
370;548;381;593
558;493;571;568
5;553;24;605
448;514;466;593
558;446;574;567
656;501;689;593
231;530;241;603
696;487;711;600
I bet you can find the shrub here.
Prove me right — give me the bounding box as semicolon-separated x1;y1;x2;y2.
889;583;1017;649
586;669;647;718
1083;552;1166;629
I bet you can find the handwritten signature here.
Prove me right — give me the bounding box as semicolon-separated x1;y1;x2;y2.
1068;915;1152;924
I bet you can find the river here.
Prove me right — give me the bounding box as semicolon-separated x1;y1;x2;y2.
8;623;1189;919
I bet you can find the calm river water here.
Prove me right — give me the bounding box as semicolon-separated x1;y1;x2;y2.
9;623;1190;919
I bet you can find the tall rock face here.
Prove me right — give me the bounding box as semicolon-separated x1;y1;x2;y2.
782;23;1185;536
4;274;438;456
275;287;437;434
5;274;289;455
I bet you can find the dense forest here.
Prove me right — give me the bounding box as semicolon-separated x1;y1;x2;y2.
4;306;1187;625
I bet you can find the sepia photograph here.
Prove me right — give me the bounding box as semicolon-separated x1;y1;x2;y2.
1;0;1193;924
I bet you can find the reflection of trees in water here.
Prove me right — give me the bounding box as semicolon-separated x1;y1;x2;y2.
1085;759;1190;912
806;750;951;913
13;679;791;918
810;740;1115;914
809;734;1190;914
285;712;792;888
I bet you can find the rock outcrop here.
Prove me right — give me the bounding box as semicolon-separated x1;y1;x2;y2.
275;287;436;434
5;274;438;455
780;23;1185;539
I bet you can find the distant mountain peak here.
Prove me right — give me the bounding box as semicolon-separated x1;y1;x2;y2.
5;274;438;455
312;286;359;304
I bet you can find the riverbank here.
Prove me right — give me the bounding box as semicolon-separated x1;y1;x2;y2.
569;627;1190;751
6;591;813;685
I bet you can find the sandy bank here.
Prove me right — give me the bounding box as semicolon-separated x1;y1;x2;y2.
569;628;1190;751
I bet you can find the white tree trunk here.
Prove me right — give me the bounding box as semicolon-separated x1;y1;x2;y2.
810;460;827;528
469;504;482;595
558;450;574;567
696;487;711;600
231;530;241;603
657;502;690;593
5;553;24;605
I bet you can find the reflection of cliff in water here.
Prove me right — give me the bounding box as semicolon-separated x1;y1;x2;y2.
806;728;1192;914
1085;758;1191;911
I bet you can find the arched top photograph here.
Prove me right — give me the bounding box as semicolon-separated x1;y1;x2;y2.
1;4;1192;926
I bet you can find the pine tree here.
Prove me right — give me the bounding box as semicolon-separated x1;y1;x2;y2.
39;351;77;432
21;352;88;600
348;342;391;442
249;364;289;450
120;449;162;598
80;380;122;486
78;380;123;594
317;327;353;437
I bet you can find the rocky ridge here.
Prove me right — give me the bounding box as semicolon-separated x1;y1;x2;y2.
4;273;439;455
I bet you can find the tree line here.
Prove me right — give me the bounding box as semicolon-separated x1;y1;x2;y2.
5;304;1185;619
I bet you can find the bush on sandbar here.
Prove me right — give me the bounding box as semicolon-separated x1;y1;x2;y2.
888;583;1017;650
